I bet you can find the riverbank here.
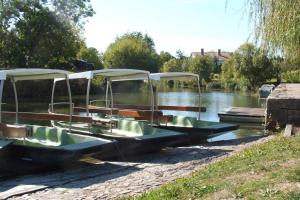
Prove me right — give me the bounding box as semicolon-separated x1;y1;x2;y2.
125;135;300;199
0;135;271;200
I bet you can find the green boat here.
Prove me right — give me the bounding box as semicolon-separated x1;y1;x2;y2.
51;69;188;155
56;118;187;156
110;72;239;143
0;69;117;165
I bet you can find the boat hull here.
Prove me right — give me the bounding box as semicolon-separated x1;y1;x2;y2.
0;124;118;166
56;120;189;158
156;122;239;145
3;140;117;165
95;133;188;158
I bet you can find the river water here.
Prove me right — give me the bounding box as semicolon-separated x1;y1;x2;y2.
3;88;266;142
113;89;266;142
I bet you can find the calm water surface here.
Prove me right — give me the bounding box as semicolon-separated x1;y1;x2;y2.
4;88;265;142
118;89;265;142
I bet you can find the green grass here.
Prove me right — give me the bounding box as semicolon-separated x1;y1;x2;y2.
122;135;300;200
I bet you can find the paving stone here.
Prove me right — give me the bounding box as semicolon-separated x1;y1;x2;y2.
1;136;273;200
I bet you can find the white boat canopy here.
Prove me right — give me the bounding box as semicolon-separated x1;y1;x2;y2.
0;68;70;81
59;69;150;82
149;72;202;120
150;72;199;81
52;68;155;124
0;68;73;124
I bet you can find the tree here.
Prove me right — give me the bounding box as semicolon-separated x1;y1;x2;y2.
161;58;182;72
16;7;83;68
187;55;214;83
77;47;103;69
0;0;94;68
103;32;160;72
175;49;186;60
158;51;174;71
248;0;300;62
221;43;276;91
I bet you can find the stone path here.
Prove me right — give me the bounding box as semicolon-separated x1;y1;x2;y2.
0;136;273;200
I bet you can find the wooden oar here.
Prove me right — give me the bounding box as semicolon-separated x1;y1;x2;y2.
113;104;206;112
74;106;119;115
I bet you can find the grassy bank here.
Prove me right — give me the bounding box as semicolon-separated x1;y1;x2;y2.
124;135;300;199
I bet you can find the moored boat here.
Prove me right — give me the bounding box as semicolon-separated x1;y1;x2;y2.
0;69;117;165
112;72;239;143
150;72;239;143
52;69;188;155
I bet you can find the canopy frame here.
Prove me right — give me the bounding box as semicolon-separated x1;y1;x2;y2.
0;69;73;128
53;69;155;128
150;72;202;120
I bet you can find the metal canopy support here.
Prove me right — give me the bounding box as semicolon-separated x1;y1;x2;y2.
147;74;154;126
0;80;4;123
108;80;113;133
152;86;158;111
197;77;201;120
65;74;73;126
108;80;114;109
105;80;109;108
86;79;91;116
11;78;19;124
50;80;56;113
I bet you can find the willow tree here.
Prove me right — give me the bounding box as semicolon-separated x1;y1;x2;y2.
248;0;300;62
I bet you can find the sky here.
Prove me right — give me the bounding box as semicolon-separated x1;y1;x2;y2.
84;0;252;56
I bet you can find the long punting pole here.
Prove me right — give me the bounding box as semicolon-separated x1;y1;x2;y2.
11;78;19;124
86;78;91;116
197;76;201;120
0;80;4;123
147;74;154;125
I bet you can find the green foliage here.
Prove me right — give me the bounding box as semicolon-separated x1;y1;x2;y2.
187;55;214;83
221;43;277;91
77;47;103;69
0;0;93;68
158;51;174;71
282;70;300;83
159;51;173;64
175;49;186;60
248;0;300;61
103;32;160;72
161;58;182;72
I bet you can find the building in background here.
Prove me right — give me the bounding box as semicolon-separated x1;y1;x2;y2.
191;49;232;73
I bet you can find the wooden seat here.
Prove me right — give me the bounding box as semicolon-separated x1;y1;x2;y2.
92;117;118;128
0;123;31;138
118;109;163;119
159;115;174;123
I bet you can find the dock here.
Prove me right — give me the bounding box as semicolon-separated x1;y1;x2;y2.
218;107;265;123
266;84;300;130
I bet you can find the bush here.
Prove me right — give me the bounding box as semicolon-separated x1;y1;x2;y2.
221;43;277;91
282;70;300;83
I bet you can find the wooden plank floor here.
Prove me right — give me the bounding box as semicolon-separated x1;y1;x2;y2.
218;107;265;123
